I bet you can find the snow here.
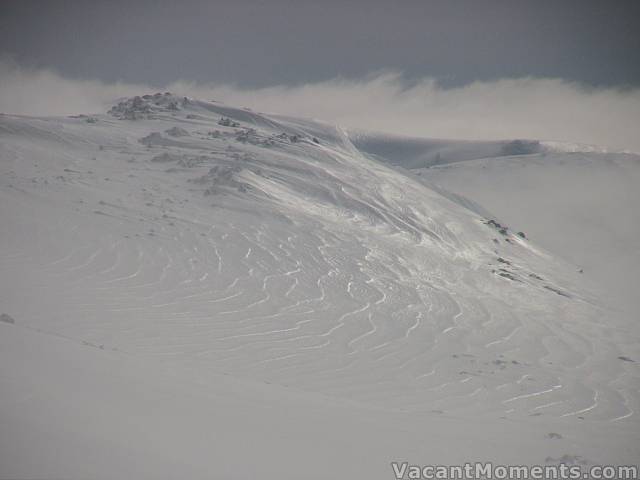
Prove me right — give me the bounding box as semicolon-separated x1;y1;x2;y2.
353;130;640;315
410;150;640;316
0;95;638;478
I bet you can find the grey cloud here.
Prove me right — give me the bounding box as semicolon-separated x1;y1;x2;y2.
2;59;639;153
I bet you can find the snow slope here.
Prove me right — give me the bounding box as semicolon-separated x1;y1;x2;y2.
350;132;640;318
421;154;640;316
1;95;639;478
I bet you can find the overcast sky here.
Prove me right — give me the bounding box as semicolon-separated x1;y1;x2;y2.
2;1;640;151
2;0;639;88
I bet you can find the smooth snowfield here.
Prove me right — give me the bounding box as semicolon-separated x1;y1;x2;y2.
2;322;638;479
1;95;639;478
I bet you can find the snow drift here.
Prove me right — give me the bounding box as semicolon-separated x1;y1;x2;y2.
0;94;638;478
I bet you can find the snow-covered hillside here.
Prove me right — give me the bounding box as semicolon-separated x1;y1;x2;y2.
354;131;640;316
421;154;640;316
1;95;638;478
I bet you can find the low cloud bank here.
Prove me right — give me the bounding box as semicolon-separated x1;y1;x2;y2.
2;59;639;152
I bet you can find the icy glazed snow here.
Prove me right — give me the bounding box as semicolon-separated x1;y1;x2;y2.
0;95;638;478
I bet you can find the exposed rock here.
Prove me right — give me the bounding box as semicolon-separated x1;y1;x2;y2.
218;117;240;128
109;93;183;120
165;126;189;137
500;139;542;156
151;152;181;163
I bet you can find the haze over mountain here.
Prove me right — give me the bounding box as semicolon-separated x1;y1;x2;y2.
1;94;638;478
352;131;640;315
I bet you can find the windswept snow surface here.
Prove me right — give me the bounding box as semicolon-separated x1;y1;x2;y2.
352;130;640;315
1;95;639;478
